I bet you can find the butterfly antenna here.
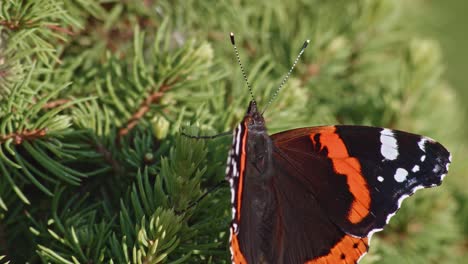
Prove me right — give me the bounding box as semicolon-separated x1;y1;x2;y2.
230;32;256;105
261;39;310;115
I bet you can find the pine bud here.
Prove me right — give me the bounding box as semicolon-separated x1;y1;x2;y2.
152;115;169;140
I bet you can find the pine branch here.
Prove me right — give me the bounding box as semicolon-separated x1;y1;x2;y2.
0;20;24;31
45;25;75;36
0;0;82;65
42;99;71;109
119;82;172;138
93;140;123;175
0;128;47;145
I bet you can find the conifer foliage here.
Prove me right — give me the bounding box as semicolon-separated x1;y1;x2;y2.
0;0;465;263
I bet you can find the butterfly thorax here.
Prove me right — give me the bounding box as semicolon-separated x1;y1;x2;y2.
242;101;274;183
239;101;281;262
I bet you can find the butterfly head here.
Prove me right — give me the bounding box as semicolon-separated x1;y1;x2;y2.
244;100;266;131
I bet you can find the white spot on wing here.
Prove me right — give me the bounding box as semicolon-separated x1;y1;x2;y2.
412;186;424;193
396;186;423;209
370;184;428;244
377;176;384;182
421;155;426;162
385;212;396;224
418;138;428;152
232;160;238;177
397;194;409;209
230;188;235;204
367;228;384;242
383;193;411;226
440;173;447;181
412;165;420;173
235;124;242;155
229;228;234;258
394;168;408;182
357;251;368;263
380;129;398;160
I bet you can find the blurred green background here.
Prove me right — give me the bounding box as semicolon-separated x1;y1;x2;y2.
410;0;468;110
401;0;468;261
414;1;468;101
404;0;468;261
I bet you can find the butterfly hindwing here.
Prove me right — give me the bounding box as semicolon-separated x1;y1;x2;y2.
271;125;451;237
271;146;370;263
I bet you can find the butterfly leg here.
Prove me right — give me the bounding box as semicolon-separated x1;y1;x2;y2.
181;131;232;139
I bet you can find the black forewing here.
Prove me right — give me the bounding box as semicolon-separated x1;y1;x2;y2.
271;125;451;237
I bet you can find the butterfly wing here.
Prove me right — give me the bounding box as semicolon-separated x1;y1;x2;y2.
271;125;451;239
227;123;450;263
269;151;370;263
227;123;369;263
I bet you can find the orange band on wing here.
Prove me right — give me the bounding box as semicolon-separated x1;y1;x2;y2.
236;127;248;221
231;231;248;264
310;127;371;224
306;235;369;264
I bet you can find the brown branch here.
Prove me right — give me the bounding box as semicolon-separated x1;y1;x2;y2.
1;19;74;36
0;20;21;30
94;141;123;174
46;24;75;36
42;99;71;109
0;19;35;31
118;83;172;138
0;128;47;144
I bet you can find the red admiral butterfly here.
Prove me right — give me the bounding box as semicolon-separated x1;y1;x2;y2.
225;33;451;263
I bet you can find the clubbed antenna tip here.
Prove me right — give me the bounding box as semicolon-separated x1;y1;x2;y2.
303;40;310;50
229;32;256;103
230;32;235;45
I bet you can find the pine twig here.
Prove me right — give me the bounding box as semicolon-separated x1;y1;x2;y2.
118;83;172;138
1;19;74;36
46;25;75;36
42;99;71;109
0;20;34;31
0;128;47;144
94;141;123;174
0;20;21;31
